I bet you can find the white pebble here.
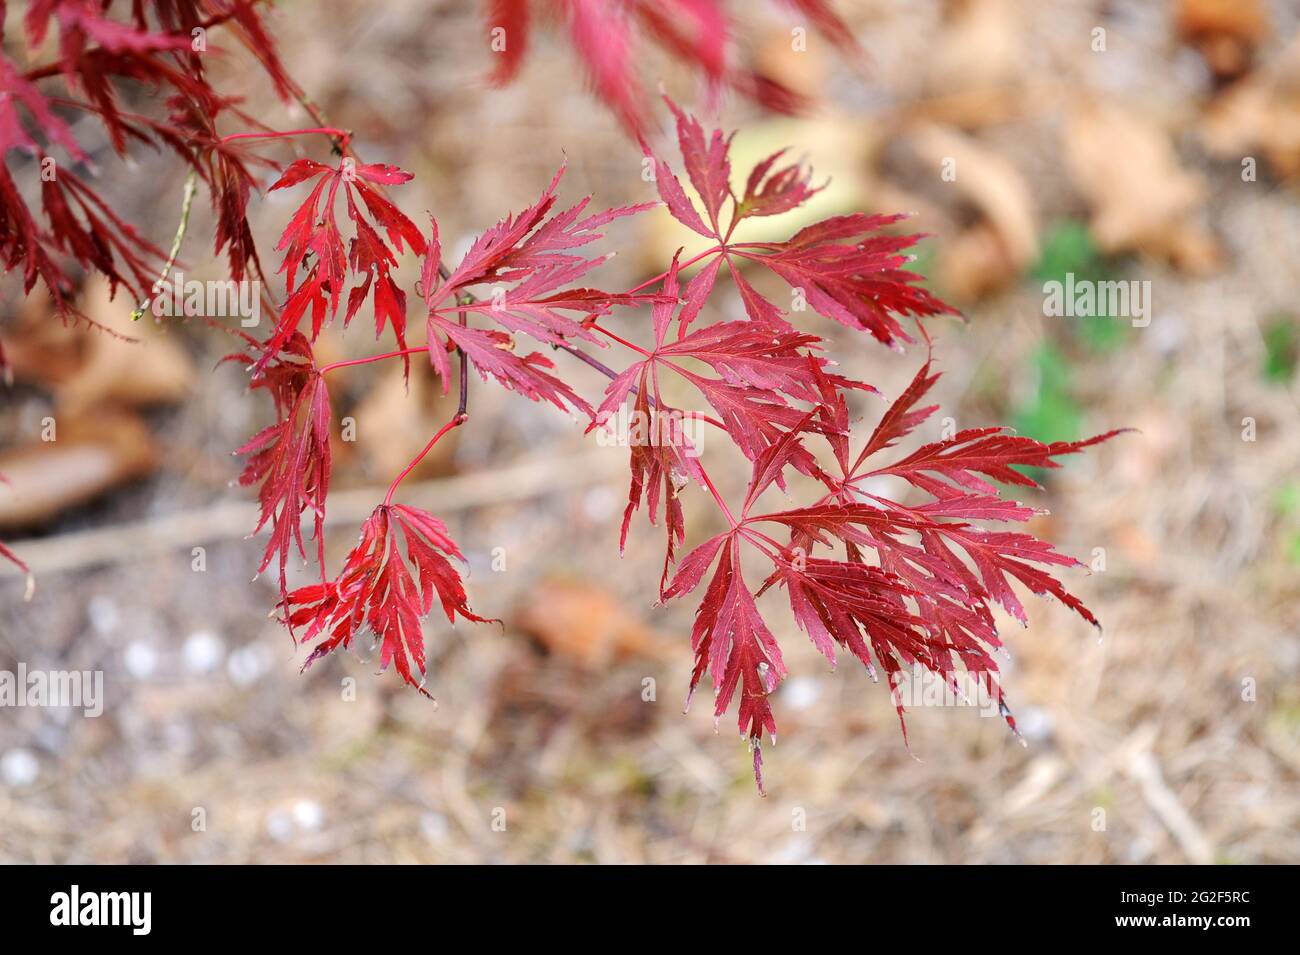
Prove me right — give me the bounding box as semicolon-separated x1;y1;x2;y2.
87;595;121;636
1016;705;1055;744
420;812;449;844
292;799;324;832
782;676;822;711
265;808;294;843
582;485;620;521
123;641;159;680
183;630;226;674
227;642;273;687
1;748;39;787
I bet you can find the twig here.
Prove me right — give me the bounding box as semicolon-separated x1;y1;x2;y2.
0;449;623;580
131;167;199;321
1126;744;1216;865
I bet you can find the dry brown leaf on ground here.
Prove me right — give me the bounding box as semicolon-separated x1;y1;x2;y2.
0;293;93;386
931;0;1021;90
1201;37;1300;180
512;578;671;671
904;123;1038;300
1175;0;1270;83
1065;101;1220;272
50;275;194;415
0;411;159;529
914;0;1029;129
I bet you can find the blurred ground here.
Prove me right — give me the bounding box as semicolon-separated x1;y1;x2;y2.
1;0;1298;863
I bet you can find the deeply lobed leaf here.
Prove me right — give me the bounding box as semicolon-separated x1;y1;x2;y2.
283;504;494;696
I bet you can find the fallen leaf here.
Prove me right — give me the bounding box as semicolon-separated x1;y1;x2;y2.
1175;0;1270;82
50;275;194;414
513;578;669;671
0;411;159;529
1065;100;1220;272
905;123;1038;299
928;0;1021;95
1201;36;1300;180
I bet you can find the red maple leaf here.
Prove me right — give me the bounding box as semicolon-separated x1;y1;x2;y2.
482;0;862;135
1;0;295;358
260;156;426;375
283;503;495;697
668;534;784;794
232;333;333;596
420;162;662;414
660;357;1122;790
645;98;959;347
597;255;873;585
1;48;170;318
428;313;593;416
424;161;660;348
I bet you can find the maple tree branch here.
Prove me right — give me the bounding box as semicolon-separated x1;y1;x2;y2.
553;340;726;430
553;340;619;379
383;413;468;507
374;263;470;508
281;82;356;157
431;262;473;418
697;460;738;528
457;308;470;417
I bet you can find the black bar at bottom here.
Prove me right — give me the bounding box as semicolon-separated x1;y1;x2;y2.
0;864;1276;941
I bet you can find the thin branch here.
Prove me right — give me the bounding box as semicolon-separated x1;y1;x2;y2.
383;413;468;507
219;127;350;148
319;346;432;375
0;450;624;580
130;167;199;321
554;340;620;380
552;340;725;430
457;305;470;417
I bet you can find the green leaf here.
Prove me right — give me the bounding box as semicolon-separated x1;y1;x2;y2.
1261;316;1298;385
1012;344;1083;484
1033;220;1130;354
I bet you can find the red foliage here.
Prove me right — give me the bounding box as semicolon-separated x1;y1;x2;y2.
282;504;494;698
231;333;333;597
1;0;292;323
482;0;864;134
0;7;1122;791
643;98;959;346
662;361;1120;790
263;155;425;375
420;161;663;405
